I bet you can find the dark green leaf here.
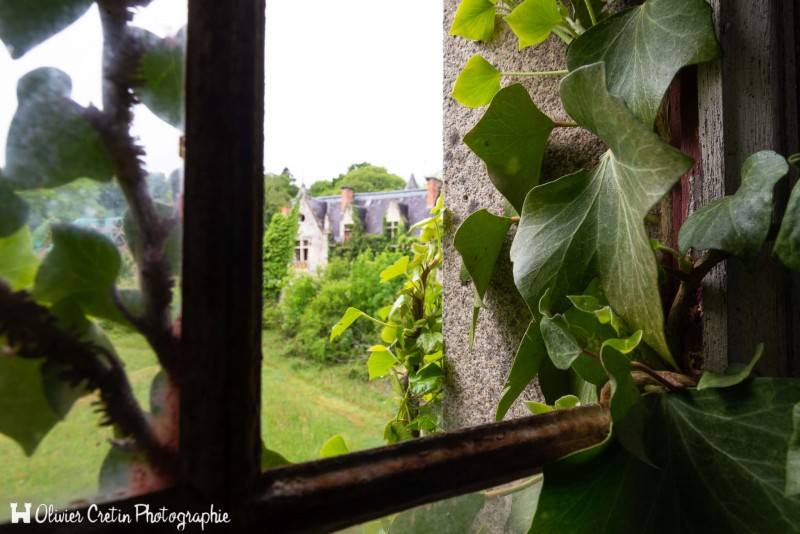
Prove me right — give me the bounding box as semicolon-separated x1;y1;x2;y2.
511;63;691;366
262;441;291;470
33;224;121;305
537;353;573;405
0;227;38;290
504;478;542;534
787;403;800;497
384;420;413;443
697;343;763;390
454;209;513;347
533;379;800;533
124;202;182;274
391;493;485;534
572;0;607;29
449;0;498;41
775;177;800;271
496;321;547;421
319;434;350;458
464;84;554;213
566;0;721;126
451;54;502;108
0;356;59;455
506;0;564;49
540;314;581;370
409;363;444;396
0;181;28;237
3;68;114;190
600;345;650;465
0;0;94;58
417;332;443;353
135;28;185;129
679;151;789;266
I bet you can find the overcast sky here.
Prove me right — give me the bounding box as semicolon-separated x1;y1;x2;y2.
0;0;443;186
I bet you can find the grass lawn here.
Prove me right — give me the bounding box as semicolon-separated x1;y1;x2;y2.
0;327;393;513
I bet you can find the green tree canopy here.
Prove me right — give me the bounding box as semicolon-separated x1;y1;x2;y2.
264;168;299;229
308;164;405;197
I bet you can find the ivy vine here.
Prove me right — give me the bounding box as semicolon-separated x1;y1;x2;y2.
450;0;800;530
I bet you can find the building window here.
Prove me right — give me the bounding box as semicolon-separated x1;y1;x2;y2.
386;220;399;239
295;238;309;262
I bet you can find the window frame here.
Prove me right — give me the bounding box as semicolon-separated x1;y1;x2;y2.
0;1;610;532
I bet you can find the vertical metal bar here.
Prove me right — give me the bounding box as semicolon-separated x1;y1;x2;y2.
181;0;265;514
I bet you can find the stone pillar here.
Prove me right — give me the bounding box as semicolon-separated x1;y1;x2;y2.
441;1;605;431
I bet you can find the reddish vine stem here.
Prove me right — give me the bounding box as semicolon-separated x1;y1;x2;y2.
95;0;180;376
665;249;729;372
0;281;176;472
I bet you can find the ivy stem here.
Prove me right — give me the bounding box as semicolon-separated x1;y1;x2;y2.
496;6;512;15
500;0;518;11
502;69;569;77
657;244;682;260
510;216;521;224
484;474;543;499
630;362;684;391
552;24;574;44
564;16;585;35
583;0;598;25
552;121;580;128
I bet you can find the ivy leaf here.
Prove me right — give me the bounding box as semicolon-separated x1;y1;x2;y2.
600;344;651;465
504;477;542;534
679;151;789;267
566;0;721;126
788;403;800;497
99;445;139;495
3;68;114;190
540;314;581;370
135;28;185;129
33;224;121;306
391;493;486;534
0;0;94;58
416;332;443;353
0;227;39;290
0;181;28;237
379;255;409;283
524;400;553;414
464;84;554;214
774;178;800;271
330;307;388;342
554;394;580;409
697;343;763;390
449;0;498;42
451;55;501;108
511;63;691;366
367;346;397;380
262;440;291;470
454;209;513;348
496;321;547;421
533;379;800;533
319;434;350;458
409;363;444;396
506;0;563;50
0;356;59;456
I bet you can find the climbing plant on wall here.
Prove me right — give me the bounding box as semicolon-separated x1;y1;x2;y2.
450;0;800;530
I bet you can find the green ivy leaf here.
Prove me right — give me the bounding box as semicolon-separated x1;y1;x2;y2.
391;493;486;534
449;0;498;41
496;320;547;421
409;363;444;396
417;332;444;353
451;55;502;108
0;227;38;290
697;343;763;390
572;0;607;29
319;434;350;458
454;209;513;348
379;255;409;283
135;28;185;129
262;441;291;470
464;84;554;214
3;68;114;190
600;345;651;465
540;315;581;371
524;400;554;414
788;403;800;497
511;63;691;366
774;177;800;271
566;0;721;126
0;0;94;58
554;394;580;409
0;355;59;456
505;0;563;50
33;224;121;306
330;307;388;342
0;181;28;237
367;347;397;380
504;477;542;534
679;151;789;267
532;379;800;533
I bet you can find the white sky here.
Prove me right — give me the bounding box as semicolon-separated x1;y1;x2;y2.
0;0;443;186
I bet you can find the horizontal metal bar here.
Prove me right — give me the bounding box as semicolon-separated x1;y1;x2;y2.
252;404;611;533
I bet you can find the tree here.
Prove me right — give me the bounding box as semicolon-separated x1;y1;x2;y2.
263;202;300;302
309;164;405;196
264;168;298;229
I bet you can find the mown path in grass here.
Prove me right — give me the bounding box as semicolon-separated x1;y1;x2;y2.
0;328;392;513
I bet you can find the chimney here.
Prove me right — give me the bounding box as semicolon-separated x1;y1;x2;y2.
341;186;354;211
425;177;442;207
280;205;291;216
